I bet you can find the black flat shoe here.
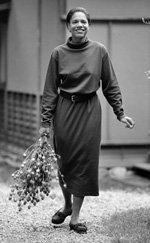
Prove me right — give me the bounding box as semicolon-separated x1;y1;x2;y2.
51;208;72;224
69;222;87;234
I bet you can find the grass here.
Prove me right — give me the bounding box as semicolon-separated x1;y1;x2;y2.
102;203;150;242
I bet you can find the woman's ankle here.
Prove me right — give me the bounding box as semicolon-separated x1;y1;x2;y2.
70;215;79;225
61;204;72;214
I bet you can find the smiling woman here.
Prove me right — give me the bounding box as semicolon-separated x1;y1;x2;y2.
39;7;134;234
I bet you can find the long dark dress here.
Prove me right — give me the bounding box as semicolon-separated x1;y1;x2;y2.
41;37;124;197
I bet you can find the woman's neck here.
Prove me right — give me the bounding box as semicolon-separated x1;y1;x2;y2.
71;36;87;45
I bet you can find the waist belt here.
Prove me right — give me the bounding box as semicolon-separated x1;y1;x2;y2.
60;90;96;103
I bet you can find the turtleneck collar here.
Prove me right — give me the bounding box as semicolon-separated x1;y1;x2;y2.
67;37;89;49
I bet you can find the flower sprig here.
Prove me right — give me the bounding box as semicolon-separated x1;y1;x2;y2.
142;18;150;80
142;18;150;25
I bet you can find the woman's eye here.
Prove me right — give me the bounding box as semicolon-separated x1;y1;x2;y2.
72;20;87;24
72;20;78;23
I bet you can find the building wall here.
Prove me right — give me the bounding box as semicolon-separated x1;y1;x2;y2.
7;0;66;94
7;0;39;94
40;0;66;93
66;0;150;19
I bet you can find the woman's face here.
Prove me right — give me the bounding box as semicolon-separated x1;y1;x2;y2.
68;11;90;43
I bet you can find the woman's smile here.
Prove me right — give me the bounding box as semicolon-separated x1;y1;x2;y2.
75;29;85;35
75;28;85;32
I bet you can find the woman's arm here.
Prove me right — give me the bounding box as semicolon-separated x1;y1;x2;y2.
101;52;124;121
41;54;60;129
101;51;134;129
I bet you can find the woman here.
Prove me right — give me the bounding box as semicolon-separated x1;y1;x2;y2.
39;7;134;234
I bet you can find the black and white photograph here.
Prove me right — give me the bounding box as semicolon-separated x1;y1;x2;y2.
0;0;150;242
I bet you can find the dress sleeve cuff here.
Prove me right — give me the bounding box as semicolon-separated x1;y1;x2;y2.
41;120;53;129
117;113;126;121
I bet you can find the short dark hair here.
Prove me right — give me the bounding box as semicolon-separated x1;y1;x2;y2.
66;7;91;27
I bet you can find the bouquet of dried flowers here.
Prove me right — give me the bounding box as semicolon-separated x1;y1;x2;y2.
8;134;60;211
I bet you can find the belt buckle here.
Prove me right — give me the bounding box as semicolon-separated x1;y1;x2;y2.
71;95;76;102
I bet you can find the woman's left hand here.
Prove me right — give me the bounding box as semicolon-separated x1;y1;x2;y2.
120;116;135;129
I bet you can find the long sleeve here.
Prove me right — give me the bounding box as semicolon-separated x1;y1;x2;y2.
41;55;60;127
101;52;125;120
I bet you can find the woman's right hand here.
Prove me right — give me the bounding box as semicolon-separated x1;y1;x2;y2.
39;126;54;148
39;126;51;137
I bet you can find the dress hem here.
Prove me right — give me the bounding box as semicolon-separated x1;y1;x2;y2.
61;184;99;197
